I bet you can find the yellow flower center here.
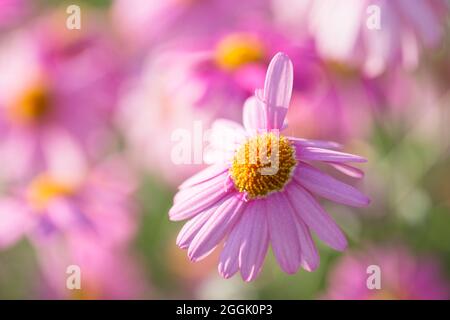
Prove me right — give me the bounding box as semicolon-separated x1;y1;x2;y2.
27;174;73;210
8;84;52;126
326;60;358;78
215;33;265;71
230;133;297;199
370;289;410;300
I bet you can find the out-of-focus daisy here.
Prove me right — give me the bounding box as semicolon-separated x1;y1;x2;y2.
324;246;450;300
111;0;269;50
273;0;449;77
169;53;370;281
0;133;137;254
37;233;147;299
0;0;31;30
0;13;124;182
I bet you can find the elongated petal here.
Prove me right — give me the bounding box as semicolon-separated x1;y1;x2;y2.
170;172;229;221
266;193;301;274
328;162;365;179
294;162;370;207
239;200;269;282
188;194;246;262
286;184;347;251
297;146;367;163
176;207;216;249
204;119;247;164
288;137;342;150
218;205;252;279
218;225;242;279
264;52;293;130
295;217;319;272
242;96;267;133
178;164;229;190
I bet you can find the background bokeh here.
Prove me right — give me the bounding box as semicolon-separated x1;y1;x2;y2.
0;0;449;299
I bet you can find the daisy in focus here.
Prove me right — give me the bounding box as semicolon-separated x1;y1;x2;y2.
169;52;370;281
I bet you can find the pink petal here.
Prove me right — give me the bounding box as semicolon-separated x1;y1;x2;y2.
188;194;246;262
218;224;242;279
178;164;230;190
286;184;347;251
266;193;301;274
295;218;319;272
204;119;247;164
242;96;267;132
263;52;293;130
288;137;342;150
0;198;30;248
397;0;443;47
294;162;370;207
328;162;365;179
239;200;269;282
170;172;229;221
176;207;216;249
297;146;367;163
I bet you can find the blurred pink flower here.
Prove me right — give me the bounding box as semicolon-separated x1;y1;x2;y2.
273;0;449;77
111;0;269;50
0;135;137;253
36;233;146;299
0;0;30;29
169;53;369;281
0;13;124;182
324;246;450;300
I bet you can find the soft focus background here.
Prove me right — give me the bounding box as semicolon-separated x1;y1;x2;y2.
0;0;450;299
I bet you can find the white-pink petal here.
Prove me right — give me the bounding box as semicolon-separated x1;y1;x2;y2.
204;119;247;165
294;162;370;207
295;217;319;272
297;146;367;163
288;136;342;150
266;193;301;274
238;200;269;282
286;183;347;251
170;172;229;221
176;207;216;249
178;163;229;190
327;162;365;179
188;194;245;262
242;96;267;133
263;52;293;130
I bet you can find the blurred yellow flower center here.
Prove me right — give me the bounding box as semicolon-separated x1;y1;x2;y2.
326;60;358;78
71;284;101;300
27;174;73;210
8;84;52;126
215;33;265;71
230;133;297;199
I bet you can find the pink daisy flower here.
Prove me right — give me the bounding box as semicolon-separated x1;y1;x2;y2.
324;246;450;300
0;14;124;182
0;134;137;251
169;53;370;281
273;0;449;77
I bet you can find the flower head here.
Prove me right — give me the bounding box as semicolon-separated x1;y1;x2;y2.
0;13;124;182
0;135;137;251
273;0;449;77
169;53;370;281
